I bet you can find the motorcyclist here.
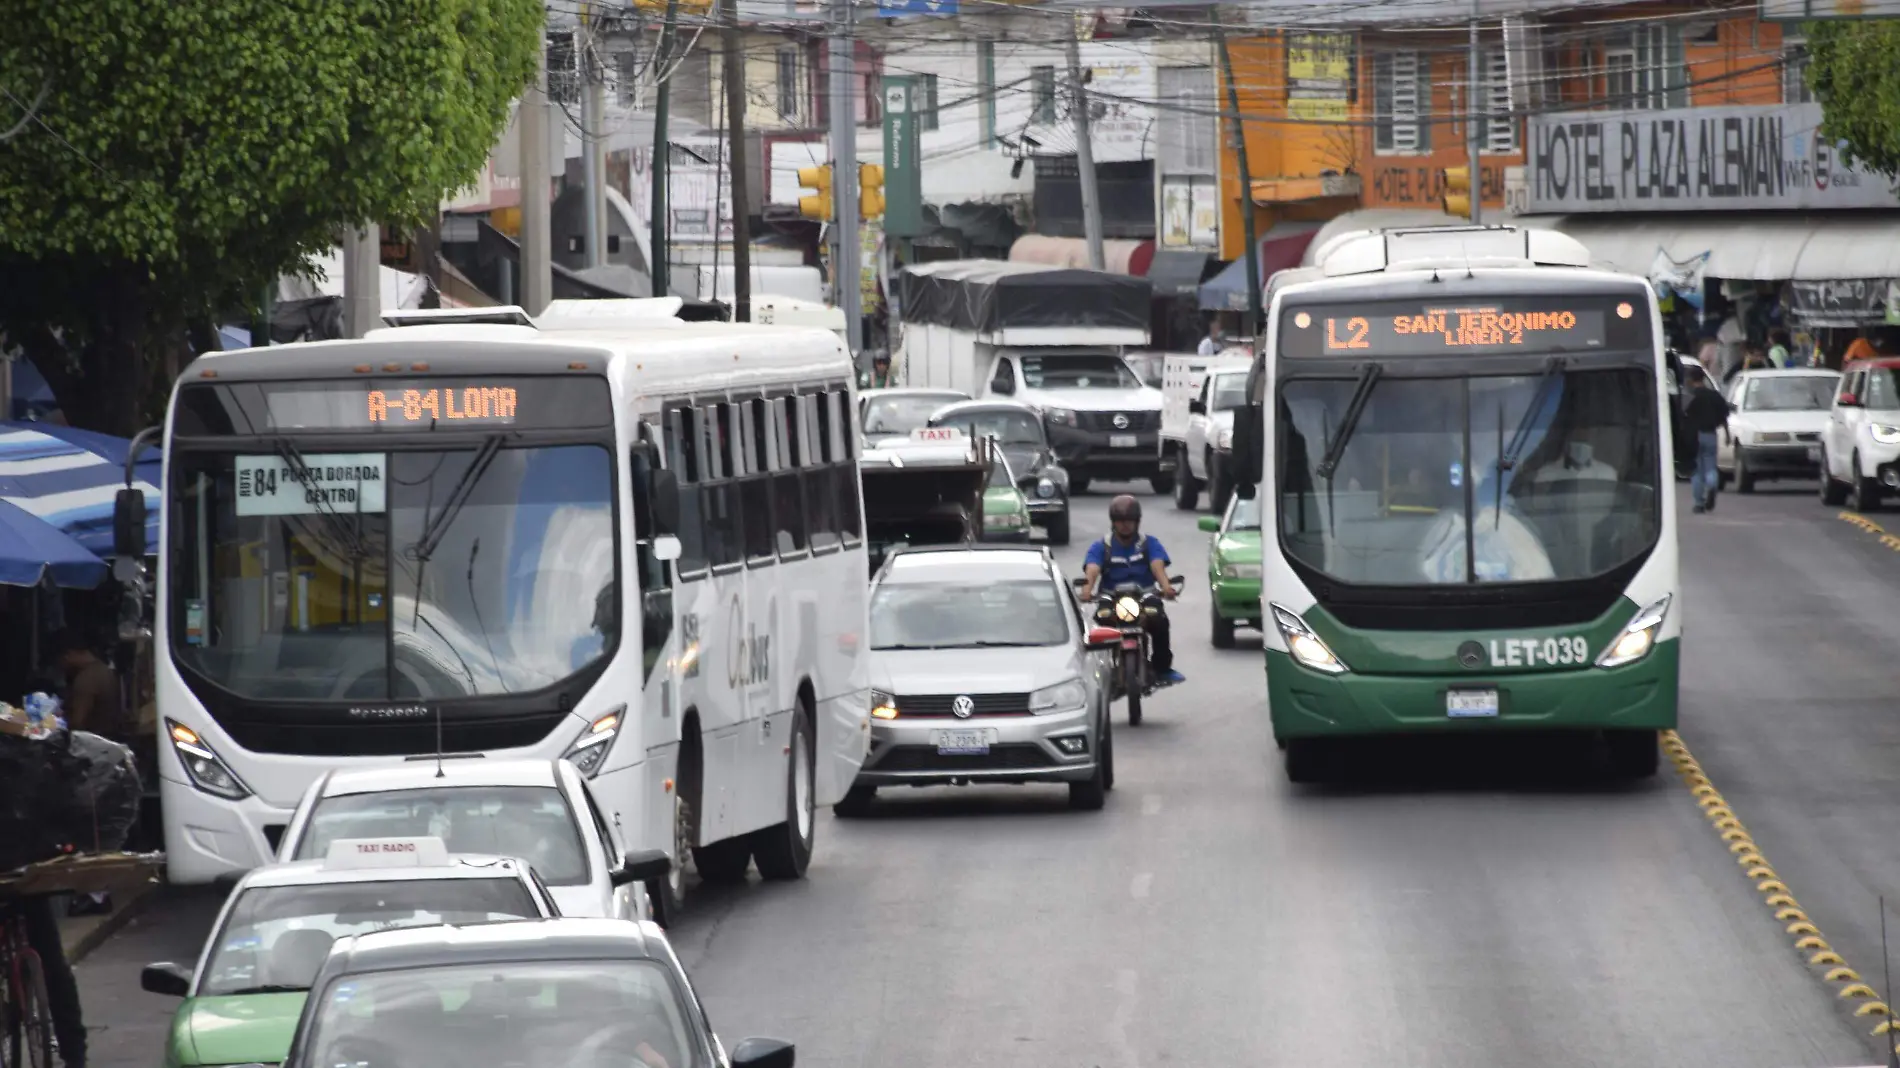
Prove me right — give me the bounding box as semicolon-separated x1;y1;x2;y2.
1080;495;1184;685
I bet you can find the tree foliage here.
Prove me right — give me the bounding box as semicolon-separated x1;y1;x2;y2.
0;0;544;434
1807;19;1900;181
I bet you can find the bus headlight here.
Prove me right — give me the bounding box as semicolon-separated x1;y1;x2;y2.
1596;595;1672;669
1269;603;1347;674
1114;596;1142;622
1870;424;1900;445
562;705;627;778
1029;679;1088;715
166;720;251;801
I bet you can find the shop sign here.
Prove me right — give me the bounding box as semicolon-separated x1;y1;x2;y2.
1788;278;1892;326
1286;33;1351;124
1529;102;1900;212
1160;175;1219;249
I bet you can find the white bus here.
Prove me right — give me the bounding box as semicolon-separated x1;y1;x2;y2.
141;298;871;917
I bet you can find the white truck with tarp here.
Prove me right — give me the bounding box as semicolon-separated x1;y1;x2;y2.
892;260;1167;495
1159;352;1253;512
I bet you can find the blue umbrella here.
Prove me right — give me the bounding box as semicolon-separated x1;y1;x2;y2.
0;422;161;557
0;497;105;589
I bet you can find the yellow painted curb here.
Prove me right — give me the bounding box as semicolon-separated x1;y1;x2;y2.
1788;921;1821;936
1841;983;1879;999
1795;936;1830;950
1813;951;1846;966
1776;908;1808;922
1857;1002;1891;1017
1825;966;1862;981
1767;893;1799;908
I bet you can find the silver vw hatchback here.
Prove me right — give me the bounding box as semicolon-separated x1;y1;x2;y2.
844;545;1119;813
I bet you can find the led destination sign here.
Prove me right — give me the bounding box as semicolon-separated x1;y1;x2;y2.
1280;296;1646;359
367;385;519;425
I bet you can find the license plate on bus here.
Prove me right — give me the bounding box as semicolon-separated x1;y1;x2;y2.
1109;434;1138;449
935;729;992;756
1446;689;1500;718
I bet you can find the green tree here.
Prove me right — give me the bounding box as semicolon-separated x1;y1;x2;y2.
0;0;544;435
1807;19;1900;182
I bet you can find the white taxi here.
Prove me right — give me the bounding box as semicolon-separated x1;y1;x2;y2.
275;758;669;924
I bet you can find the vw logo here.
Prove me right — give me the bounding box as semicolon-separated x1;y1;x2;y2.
952;695;975;718
1456;641;1485;669
1111;413;1130;429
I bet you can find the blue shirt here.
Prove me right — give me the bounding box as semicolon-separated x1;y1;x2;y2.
1086;532;1170;589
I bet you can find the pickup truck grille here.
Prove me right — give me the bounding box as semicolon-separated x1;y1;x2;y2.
1076;410;1160;432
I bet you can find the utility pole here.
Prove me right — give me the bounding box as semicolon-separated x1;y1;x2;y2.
829;0;862;355
1065;29;1105;271
1467;1;1482;225
649;0;681;298
1215;28;1262;338
721;0;752;321
581;2;608;269
521;32;554;315
342;224;382;338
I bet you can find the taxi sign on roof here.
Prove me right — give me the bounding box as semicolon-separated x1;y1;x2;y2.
324;836;453;870
911;426;964;442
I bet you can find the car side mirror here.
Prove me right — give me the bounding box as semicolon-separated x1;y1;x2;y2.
652;534;682;562
613;848;672;887
1187;399;1206;415
992;376;1015;396
113;487;147;558
731;1038;796;1068
1198;516;1220;533
141;962;192;998
1086;626;1123;650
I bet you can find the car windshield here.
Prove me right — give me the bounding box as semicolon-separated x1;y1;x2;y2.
1019;355;1141;389
1865;368;1900;410
863;394;962;434
170;445;617;700
871;579;1069;648
1227;495;1262;532
199;878;539;997
1278;368;1660;585
933;410;1044;445
1210;372;1249;412
986;454;1018;489
1744;376;1837;411
295;786;590;886
305;960;700;1068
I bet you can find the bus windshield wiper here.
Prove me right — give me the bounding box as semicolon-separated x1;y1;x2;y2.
1314;363;1382;480
271;437;369;561
412;433;506;567
1493;357;1567;528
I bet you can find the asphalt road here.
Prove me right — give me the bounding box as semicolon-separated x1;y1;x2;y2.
79;477;1900;1067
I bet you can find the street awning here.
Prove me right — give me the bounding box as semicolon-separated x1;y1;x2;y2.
1008;235;1154;276
1198;223;1324;311
1528;213;1900;282
1144;249;1212;299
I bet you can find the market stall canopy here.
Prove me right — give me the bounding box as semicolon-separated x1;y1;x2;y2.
897;260;1151;333
1144;250;1213;299
1008;235;1154;277
1525;213;1900;282
0;498;104;588
0;423;160;558
1197;222;1324;311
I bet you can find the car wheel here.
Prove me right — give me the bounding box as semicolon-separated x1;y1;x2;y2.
1045;510;1071;546
1820;446;1849;505
1069;725;1108;811
1735;455;1755;493
1283;739;1332;784
752;706;816;881
834;784;876;818
1207;452;1233;512
1211;599;1236;649
653;737;703;925
1173;446;1201;510
1149;469;1175;495
1854;451;1884;512
1603;729;1659;779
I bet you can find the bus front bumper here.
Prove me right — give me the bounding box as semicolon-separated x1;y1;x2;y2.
1266;639;1679;740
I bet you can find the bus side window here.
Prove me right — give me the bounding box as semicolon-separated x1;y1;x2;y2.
664;408;707;577
806;394;841;550
740;397;776;564
632;423;675;675
772;397;807;556
830;391;863;543
703;404;745;569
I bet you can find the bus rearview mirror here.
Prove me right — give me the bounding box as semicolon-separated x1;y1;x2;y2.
113;488;147;559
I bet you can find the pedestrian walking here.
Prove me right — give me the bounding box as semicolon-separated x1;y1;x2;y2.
1768;328;1792;368
1197;320;1224;357
1682;366;1731;514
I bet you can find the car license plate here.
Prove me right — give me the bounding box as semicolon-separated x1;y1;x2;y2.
1446;689;1500;718
1110;434;1138;449
935;729;991;756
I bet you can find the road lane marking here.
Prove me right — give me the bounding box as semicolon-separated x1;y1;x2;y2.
1140;794;1162;816
1664;730;1898;1051
1130;872;1153;899
1836;510;1900;552
1106;968;1141;1068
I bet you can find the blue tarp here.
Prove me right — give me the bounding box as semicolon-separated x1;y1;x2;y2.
0;422;161;560
0;497;105;589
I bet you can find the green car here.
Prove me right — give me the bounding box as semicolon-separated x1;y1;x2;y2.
982;448;1034;542
141;837;557;1067
1200;494;1263;648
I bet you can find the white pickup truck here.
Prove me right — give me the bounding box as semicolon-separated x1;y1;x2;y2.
1159;352;1252;512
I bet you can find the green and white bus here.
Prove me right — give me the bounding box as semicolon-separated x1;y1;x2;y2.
1226;225;1679;782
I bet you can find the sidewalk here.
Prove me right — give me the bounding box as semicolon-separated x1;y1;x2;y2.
58;872;162;962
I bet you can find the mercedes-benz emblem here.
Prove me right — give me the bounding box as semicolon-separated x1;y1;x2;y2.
1456;641;1486;670
952;695;975;718
1111;413;1130;429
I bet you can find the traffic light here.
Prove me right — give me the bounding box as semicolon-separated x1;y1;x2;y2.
797;164;833;220
858;163;885;219
1442;166;1472;220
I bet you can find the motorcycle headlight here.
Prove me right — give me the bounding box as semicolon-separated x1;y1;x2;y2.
1220;562;1262;579
1268;603;1347;674
167;720;252;800
870;690;898;720
1036;478;1056;498
561;705;627;778
1029;679;1088;715
1114;596;1142;623
1870;424;1900;445
1596;595;1671;669
1043;406;1078;427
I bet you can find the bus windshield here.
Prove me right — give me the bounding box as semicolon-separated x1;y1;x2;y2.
1278;368;1660;585
169;444;618;701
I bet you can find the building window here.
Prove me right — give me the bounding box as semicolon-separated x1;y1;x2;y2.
918;73;939;131
978;40;997;145
777;47;801;120
1372;51;1428;154
1031;65;1058;124
675;50;715;127
1158;66;1216;173
1603;25;1686;110
1480;48;1516;154
1783;32;1813;104
547;33;580;106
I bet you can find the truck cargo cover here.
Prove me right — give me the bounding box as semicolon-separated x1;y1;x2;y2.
897;260;1151;333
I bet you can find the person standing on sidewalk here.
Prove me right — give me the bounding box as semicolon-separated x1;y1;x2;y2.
1683;366;1731;514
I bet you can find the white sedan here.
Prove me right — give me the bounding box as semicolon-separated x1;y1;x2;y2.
276;757;668;923
1716;368;1840;492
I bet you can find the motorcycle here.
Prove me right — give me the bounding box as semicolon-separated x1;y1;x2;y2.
1074;575;1185;727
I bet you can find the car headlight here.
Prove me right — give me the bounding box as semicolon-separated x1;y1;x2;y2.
1029;679;1088;715
166;720;251;800
1871;424;1900;445
1220;562;1262;579
871;690;898;719
1113;596;1142;622
1596;594;1671;669
1269;603;1347;674
1043;406;1078;427
561;705;627;777
1036;478;1056;498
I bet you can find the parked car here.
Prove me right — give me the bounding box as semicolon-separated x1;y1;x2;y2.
859;388;970;450
848;544;1119;813
1715;368;1839;491
929;398;1071;544
1820;357;1900;511
1200;493;1263;648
